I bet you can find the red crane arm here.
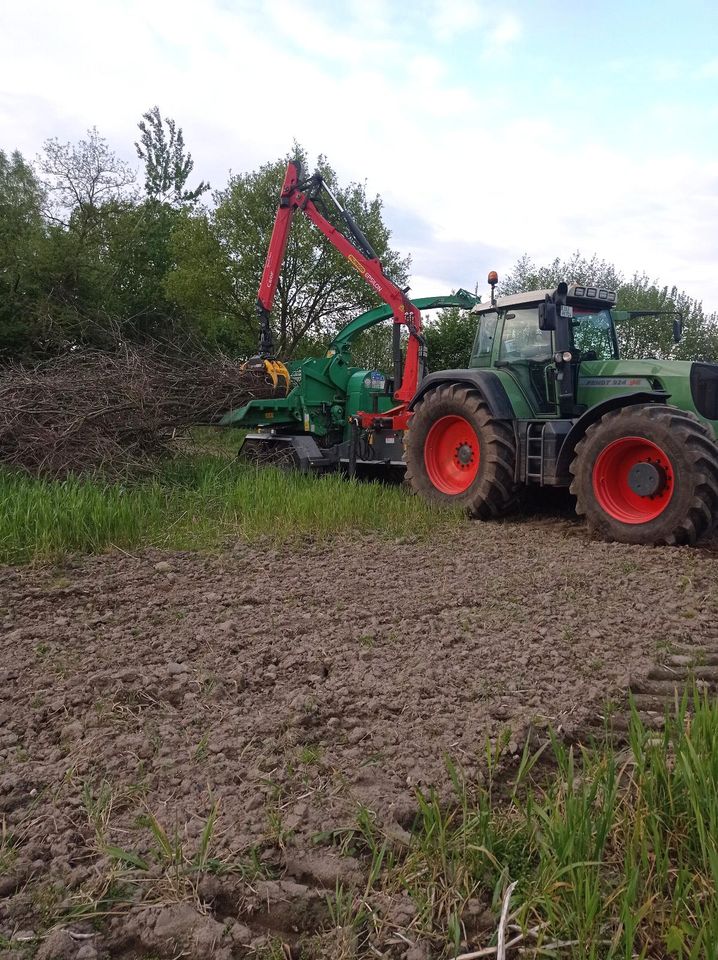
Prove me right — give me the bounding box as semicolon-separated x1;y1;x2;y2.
256;160;425;405
255;162;300;354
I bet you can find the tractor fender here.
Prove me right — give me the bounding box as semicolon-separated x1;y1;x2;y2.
409;370;515;419
556;390;671;478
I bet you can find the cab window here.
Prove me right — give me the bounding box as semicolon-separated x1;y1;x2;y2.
499;309;552;361
572;309;618;360
471;310;498;366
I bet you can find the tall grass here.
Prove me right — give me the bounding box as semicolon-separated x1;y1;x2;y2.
0;458;464;565
338;692;718;958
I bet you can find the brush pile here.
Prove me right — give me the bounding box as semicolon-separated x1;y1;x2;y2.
0;343;278;478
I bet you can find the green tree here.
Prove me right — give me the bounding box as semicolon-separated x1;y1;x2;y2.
90;108;211;339
349;325;394;371
163;208;244;352
500;251;623;297
135;106;209;206
32;128;137;346
0;150;47;356
615;273;718;361
28;115;211;348
424;304;478;370
165;146;410;358
2;121;212;356
92;200;183;339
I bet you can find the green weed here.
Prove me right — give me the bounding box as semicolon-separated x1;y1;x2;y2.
0;458;464;565
103;801;223;899
194;733;210;761
299;744;323;766
18;696;718;954
265;807;293;849
0;818;18;874
311;691;718;958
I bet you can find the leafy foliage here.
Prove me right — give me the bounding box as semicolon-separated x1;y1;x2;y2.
2;116;718;365
424;304;477;370
1;119;411;360
0;150;47;355
616;273;718;361
167;146;410;357
135;105;209;206
500;251;623;297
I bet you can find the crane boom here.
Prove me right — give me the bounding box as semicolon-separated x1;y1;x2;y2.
254;159;425;406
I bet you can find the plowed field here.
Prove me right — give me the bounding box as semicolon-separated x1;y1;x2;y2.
2;515;718;959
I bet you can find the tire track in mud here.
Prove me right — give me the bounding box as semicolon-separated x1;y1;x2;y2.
583;648;718;736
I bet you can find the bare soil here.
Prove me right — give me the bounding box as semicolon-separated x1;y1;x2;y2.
2;514;718;959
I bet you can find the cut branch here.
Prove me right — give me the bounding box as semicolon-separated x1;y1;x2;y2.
0;340;278;478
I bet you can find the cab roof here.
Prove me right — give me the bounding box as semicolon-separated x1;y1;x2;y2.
471;290;555;313
471;284;617;314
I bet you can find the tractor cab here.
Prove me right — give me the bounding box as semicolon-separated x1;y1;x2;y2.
469;284;620;418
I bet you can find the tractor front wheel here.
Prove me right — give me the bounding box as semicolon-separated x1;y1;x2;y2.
404;384;517;519
570;403;718;545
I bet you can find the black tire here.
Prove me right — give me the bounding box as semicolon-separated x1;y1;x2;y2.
569;403;718;545
404;384;517;519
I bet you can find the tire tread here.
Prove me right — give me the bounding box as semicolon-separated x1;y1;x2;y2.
569;403;718;545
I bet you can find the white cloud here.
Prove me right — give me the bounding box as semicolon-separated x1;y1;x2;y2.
488;12;522;47
697;58;718;79
429;0;484;42
262;0;396;64
426;0;521;48
0;0;716;312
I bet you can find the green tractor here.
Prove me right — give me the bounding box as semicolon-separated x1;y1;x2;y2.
404;277;718;546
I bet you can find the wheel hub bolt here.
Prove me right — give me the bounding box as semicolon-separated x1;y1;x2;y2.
456;443;474;466
628;460;666;497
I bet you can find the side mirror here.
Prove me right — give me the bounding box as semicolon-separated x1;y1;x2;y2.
538;299;557;331
673;316;683;344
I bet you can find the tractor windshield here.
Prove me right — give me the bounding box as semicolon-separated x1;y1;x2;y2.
571;308;619;361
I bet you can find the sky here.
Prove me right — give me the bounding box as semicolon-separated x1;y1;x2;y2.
2;0;718;311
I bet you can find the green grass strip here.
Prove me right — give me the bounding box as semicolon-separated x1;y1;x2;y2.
0;458;464;565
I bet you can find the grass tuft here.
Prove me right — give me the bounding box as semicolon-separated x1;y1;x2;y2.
316;690;718;958
0;457;464;565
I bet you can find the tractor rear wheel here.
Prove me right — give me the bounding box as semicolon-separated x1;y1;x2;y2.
570;403;718;545
404;384;517;518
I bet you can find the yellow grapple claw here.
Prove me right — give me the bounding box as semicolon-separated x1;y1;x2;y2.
242;357;291;395
262;359;291;393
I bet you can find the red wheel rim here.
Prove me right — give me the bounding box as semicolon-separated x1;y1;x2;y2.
592;436;674;524
424;415;480;494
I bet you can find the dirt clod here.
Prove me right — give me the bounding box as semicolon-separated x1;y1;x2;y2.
35;929;76;960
